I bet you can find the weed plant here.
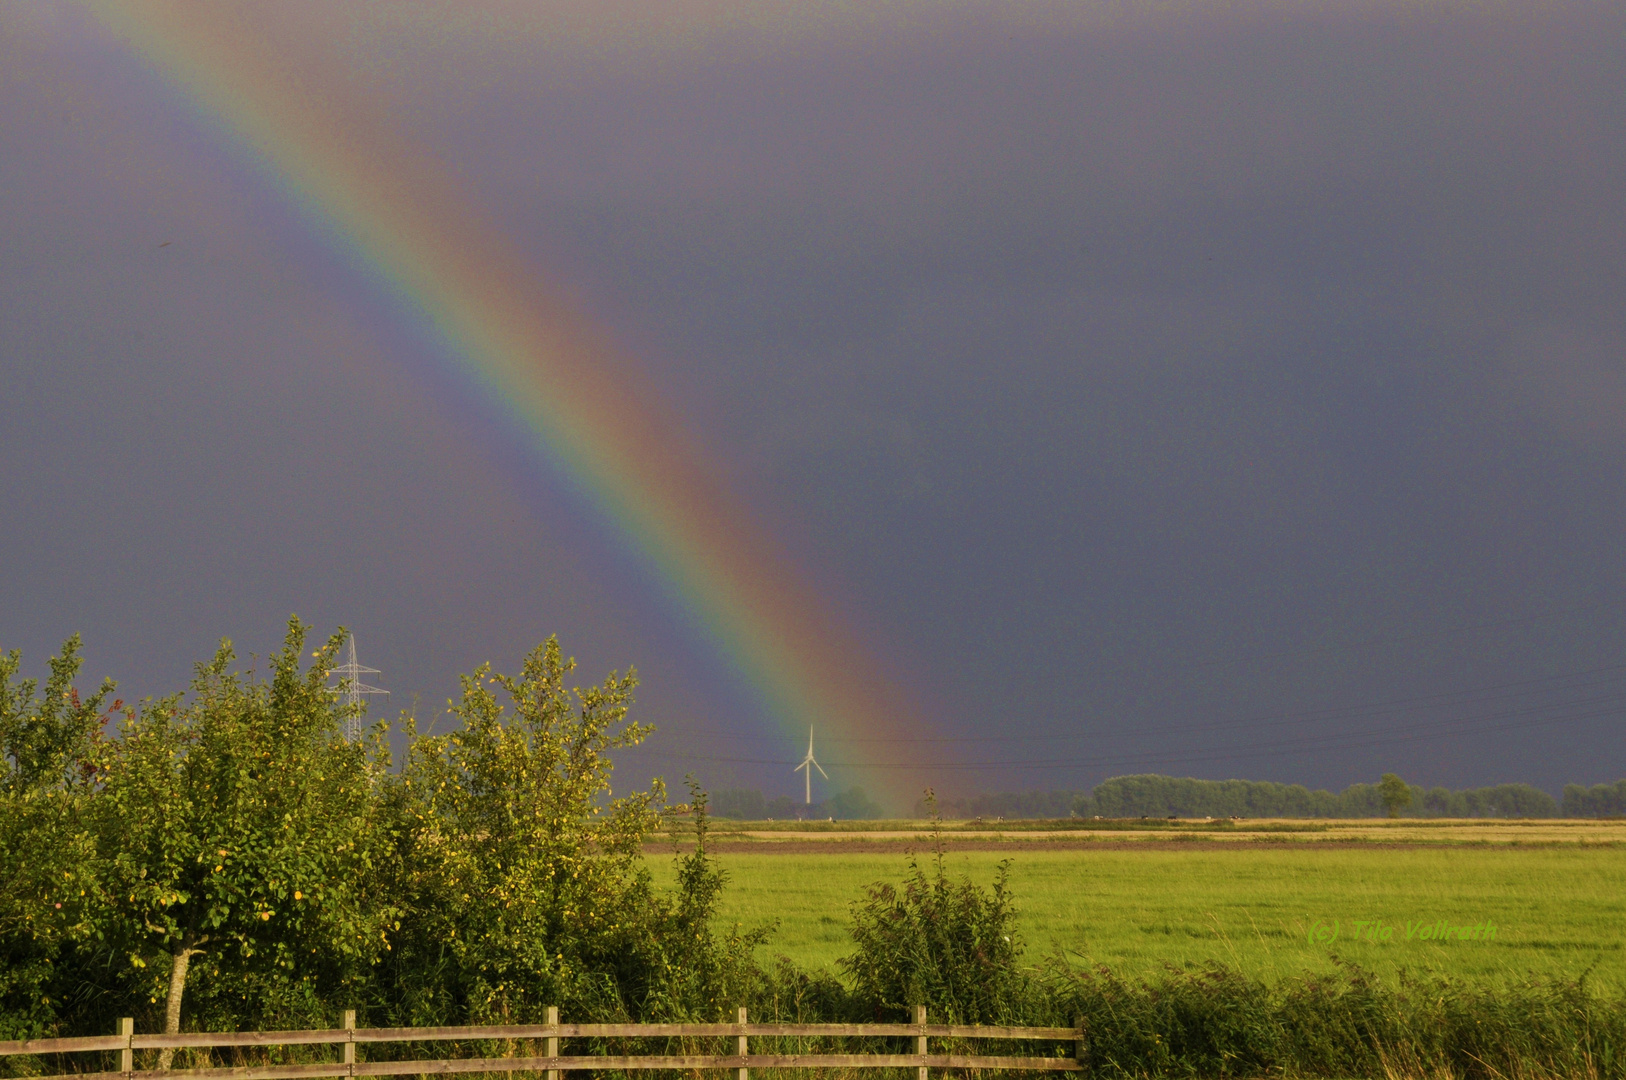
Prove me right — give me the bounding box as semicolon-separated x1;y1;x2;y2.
840;805;1024;1023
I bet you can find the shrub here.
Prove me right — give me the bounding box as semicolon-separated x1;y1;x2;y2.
839;796;1025;1022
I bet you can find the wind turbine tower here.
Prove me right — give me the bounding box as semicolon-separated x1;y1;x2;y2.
793;727;829;805
326;633;389;743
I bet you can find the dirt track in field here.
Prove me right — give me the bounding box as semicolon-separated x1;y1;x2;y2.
646;839;1465;855
643;820;1626;853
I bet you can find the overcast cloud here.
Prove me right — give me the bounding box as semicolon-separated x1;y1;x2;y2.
3;2;1624;806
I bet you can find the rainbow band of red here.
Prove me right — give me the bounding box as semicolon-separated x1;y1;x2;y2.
88;2;924;801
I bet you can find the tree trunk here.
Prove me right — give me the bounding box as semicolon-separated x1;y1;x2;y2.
157;930;205;1071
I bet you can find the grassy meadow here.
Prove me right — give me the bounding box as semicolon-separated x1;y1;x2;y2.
647;822;1626;993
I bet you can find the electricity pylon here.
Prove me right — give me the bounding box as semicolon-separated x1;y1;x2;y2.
326;633;388;743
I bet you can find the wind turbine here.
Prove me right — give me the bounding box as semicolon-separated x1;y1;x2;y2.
793;727;828;805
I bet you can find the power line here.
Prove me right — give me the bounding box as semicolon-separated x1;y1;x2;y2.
662;661;1626;747
1185;595;1626;672
640;685;1626;771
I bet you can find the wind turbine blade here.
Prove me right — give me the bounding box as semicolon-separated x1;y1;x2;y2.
814;759;829;780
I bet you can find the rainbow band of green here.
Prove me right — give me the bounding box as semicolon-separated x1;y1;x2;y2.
88;2;923;798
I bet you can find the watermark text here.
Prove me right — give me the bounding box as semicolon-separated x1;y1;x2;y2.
1306;918;1499;945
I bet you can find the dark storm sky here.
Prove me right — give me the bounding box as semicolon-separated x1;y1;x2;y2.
3;2;1624;807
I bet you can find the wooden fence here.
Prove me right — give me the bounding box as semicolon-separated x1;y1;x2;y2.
0;1008;1085;1080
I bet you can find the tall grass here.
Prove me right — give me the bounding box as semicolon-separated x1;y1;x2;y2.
1038;962;1623;1078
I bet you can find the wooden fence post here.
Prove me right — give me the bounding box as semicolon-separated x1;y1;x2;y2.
736;1006;748;1080
1074;1016;1085;1069
545;1006;558;1080
118;1018;133;1078
343;1010;355;1076
914;1005;927;1080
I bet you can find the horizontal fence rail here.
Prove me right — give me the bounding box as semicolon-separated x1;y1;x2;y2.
0;1008;1086;1080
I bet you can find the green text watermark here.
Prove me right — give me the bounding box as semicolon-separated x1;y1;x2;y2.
1307;919;1499;945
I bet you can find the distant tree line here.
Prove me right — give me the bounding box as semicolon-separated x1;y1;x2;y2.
1561;779;1626;817
715;773;1626;822
709;785;884;820
915;774;1626;820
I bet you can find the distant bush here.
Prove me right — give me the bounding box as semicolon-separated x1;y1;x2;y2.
710;785;882;820
711;788;767;820
824;786;884;820
918;789;1084;820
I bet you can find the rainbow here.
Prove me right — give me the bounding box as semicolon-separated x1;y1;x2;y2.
87;2;924;803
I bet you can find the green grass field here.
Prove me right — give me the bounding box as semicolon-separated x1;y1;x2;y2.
647;843;1626;992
